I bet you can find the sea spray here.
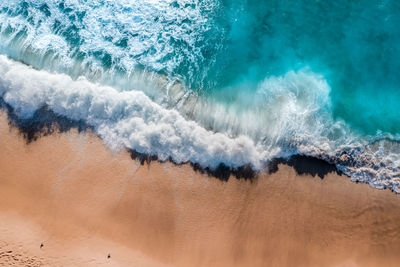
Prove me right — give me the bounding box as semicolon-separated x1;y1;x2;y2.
1;1;400;191
0;55;269;170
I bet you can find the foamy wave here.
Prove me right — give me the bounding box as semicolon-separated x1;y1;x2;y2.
1;0;400;192
1;54;400;192
0;55;271;169
0;54;341;168
0;0;219;88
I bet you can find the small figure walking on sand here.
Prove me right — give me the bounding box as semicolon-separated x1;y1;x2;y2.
107;253;111;259
40;242;43;248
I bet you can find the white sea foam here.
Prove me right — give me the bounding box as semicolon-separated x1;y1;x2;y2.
1;55;400;191
0;0;218;84
1;1;400;192
0;55;271;169
0;53;341;165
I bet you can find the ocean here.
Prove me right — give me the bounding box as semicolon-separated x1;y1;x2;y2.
0;0;400;191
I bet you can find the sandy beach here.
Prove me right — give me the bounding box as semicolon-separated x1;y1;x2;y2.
0;111;400;267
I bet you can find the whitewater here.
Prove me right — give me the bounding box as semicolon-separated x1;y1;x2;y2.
1;0;400;192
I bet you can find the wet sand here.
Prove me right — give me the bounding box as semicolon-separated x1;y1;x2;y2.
0;112;400;267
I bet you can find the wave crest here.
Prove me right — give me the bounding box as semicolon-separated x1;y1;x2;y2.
1;55;400;191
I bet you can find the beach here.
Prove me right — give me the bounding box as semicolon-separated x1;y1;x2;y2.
0;112;400;267
1;2;400;267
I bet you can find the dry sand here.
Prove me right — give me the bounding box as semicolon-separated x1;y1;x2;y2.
0;112;400;267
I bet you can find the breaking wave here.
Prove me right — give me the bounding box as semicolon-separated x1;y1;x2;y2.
1;1;400;192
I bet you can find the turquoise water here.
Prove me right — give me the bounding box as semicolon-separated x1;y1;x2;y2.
204;0;400;135
1;0;400;190
4;0;399;135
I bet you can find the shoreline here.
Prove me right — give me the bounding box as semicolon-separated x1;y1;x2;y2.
0;100;343;183
0;54;397;192
1;112;400;266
